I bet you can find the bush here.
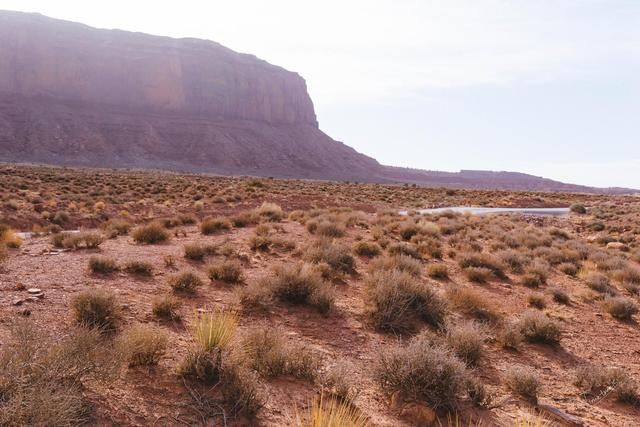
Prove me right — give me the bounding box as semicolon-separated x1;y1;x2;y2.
251;263;334;314
558;262;579;276
132;223;169;244
208;260;243;283
255;202;284;222
463;267;492;283
191;310;238;352
314;221;345;238
169;271;204;294
505;367;539;403
364;269;446;332
304;238;355;274
124;261;153;277
369;254;422;277
517;311;561;344
570;204;587;214
527;293;546;309
426;263;448;279
457;252;505;278
200;217;232;235
498;321;524;350
446;322;485;366
550;287;570;305
375;332;467;410
88;256;119;274
352;241;381;257
71;289;120;331
152;295;182;320
184;243;217;261
603;296;638;320
231;211;260;227
117;324;167;367
575;365;638;403
446;286;499;322
496;249;527;273
298;395;368;427
388;242;421;259
242;326;320;381
320;362;361;402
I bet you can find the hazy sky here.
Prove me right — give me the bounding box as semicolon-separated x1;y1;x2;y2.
1;0;639;188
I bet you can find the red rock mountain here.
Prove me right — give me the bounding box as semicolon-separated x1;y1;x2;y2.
0;11;633;194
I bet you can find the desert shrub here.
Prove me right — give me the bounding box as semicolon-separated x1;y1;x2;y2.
352;241;381;257
88;256;119;274
498;321;524;350
103;219;132;237
505;367;539;403
612;266;640;285
152;295;182;320
558;262;579;276
250;263;334;314
200;217;232;235
550;287;570;305
388;242;421;259
0;244;8;266
364;269;446;332
585;272;616;295
457;252;505;278
71;289;120;331
256;202;284;222
117;324;167;367
623;282;640;295
169;271;204;294
242;326;320;381
184;243;217;261
179;347;220;383
446;286;499;322
132;223;169;244
314;221;345;238
417;238;443;259
191;310;238;352
496;249;527;273
570;204;587;214
517;311;561;344
369;254;422;277
296;395;368;427
603;296;638;320
320;362;361;402
219;359;263;418
231;211;260;227
0;226;22;248
399;223;420;241
123;260;153;277
208;260;243;284
0;322;120;426
304;238;355;274
426;263;448;279
527;293;546;309
446;321;485;366
520;260;549;287
375;332;467;410
575;365;638;403
463;267;492;283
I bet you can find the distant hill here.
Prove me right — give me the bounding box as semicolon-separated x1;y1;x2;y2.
0;10;634;195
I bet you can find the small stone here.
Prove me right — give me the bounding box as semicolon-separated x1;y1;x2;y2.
27;288;42;294
19;308;31;316
12;298;25;306
121;303;130;310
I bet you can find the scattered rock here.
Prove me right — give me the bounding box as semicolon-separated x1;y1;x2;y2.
19;308;31;316
12;298;25;306
538;403;584;426
400;402;436;427
27;288;42;294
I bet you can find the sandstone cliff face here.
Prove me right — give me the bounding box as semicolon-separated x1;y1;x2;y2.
0;10;384;181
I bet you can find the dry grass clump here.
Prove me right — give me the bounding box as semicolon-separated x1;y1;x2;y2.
231;210;260;227
0;321;120;426
123;260;153;277
0;225;22;248
446;286;500;322
304;238;355;274
426;263;448;279
520;260;550;287
88;255;119;274
208;260;243;283
52;231;105;249
132;222;169;244
364;269;446;332
496;249;528;273
457;252;505;279
320;362;361;402
612;265;640;285
241;326;320;381
527;293;547;309
375;332;467;410
517;311;561;344
310;220;346;238
191;310;238;352
603;296;638;320
570;203;587;214
558;262;579;276
184;242;217;261
584;272;616;295
152;295;182;320
549;287;570;305
446;321;485;367
71;289;120;331
463;267;492;283
200;216;232;235
117;324;168;367
242;263;334;315
369;254;422;277
169;271;204;294
255;202;284;222
498;321;524;350
505;367;539;403
352;241;382;257
575;365;638;403
295;394;369;427
388;242;421;259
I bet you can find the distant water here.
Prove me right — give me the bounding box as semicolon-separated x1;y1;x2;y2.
401;207;570;216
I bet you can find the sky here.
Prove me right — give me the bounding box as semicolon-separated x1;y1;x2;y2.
1;0;639;188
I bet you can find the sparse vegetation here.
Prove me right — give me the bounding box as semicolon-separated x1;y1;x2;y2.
132;223;169;244
505;367;539;403
169;271;204;294
208;260;243;283
118;324;168;367
71;289;120;331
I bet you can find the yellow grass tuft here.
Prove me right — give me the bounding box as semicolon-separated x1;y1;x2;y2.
191;310;238;352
